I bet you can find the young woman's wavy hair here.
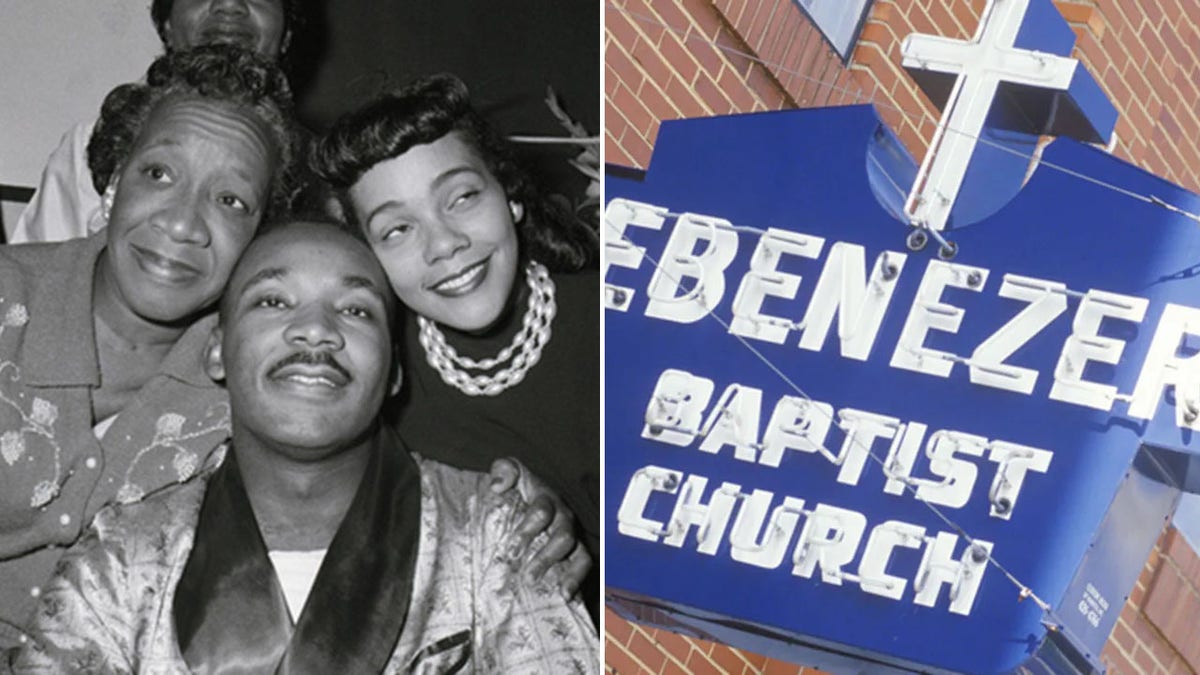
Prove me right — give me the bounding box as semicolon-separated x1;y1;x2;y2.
87;44;298;219
310;74;596;272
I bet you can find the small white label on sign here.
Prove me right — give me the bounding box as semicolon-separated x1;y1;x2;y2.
1077;582;1109;629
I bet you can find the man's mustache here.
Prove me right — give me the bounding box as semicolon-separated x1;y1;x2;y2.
267;350;352;383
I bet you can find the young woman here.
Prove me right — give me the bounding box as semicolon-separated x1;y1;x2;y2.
312;74;600;620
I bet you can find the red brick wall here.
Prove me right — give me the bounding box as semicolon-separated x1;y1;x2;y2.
606;0;855;169
851;0;1200;192
606;0;1200;193
605;607;832;675
604;1;1200;672
1101;527;1200;674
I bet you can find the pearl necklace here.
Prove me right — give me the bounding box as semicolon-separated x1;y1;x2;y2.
417;261;557;396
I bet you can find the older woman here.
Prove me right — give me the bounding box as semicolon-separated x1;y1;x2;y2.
0;44;295;646
9;0;302;244
312;74;600;621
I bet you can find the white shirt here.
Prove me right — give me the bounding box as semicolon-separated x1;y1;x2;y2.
10;120;106;244
267;549;328;621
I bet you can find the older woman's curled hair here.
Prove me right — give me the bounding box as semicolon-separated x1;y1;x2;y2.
87;44;297;218
311;73;596;272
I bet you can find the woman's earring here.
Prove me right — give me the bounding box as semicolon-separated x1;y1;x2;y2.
509;201;524;223
101;184;116;223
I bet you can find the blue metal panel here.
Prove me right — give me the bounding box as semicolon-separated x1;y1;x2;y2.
1054;447;1184;666
1061;66;1120;143
947;109;1040;228
1012;0;1077;55
604;105;1200;673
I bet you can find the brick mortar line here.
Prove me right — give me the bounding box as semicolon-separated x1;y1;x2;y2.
629;624;693;673
1158;554;1200;604
707;0;800;109
615;0;799;115
608;634;656;675
605;80;654;140
609;1;686;119
1132;607;1185;674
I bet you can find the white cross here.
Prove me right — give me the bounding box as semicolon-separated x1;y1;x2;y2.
901;0;1087;232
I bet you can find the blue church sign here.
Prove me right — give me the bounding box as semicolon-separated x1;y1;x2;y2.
603;3;1200;670
604;102;1196;674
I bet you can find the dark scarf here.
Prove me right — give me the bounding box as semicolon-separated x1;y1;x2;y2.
173;428;421;674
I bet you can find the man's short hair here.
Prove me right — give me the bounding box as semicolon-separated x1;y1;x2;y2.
87;44;297;220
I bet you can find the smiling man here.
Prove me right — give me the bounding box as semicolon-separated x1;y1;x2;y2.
9;220;599;673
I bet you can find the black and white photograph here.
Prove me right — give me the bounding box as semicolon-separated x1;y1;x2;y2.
0;1;600;671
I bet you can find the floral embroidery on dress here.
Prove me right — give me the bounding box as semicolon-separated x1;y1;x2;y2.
0;383;64;506
115;404;230;504
30;397;58;427
156;413;185;439
3;302;28;328
31;480;60;508
0;301;67;507
173;452;199;482
115;483;145;505
1;429;23;466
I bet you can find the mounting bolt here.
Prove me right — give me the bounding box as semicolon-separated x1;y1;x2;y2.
906;229;928;252
938;241;958;261
970;544;989;564
993;497;1012;515
967;270;983;288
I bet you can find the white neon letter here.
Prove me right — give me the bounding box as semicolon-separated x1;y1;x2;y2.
759;397;835;468
858;520;927;601
729;491;806;569
891;260;989;377
729;229;824;344
914;533;992;616
1129;303;1200;428
799;245;906;360
645;213;739;323
914;430;987;509
834;409;903;487
642;369;715;447
883;421;927;496
791;505;867;584
663;475;739;555
603;198;667;311
698;384;763;463
616;465;682;542
985;441;1053;520
1051;290;1148;410
970;274;1069;394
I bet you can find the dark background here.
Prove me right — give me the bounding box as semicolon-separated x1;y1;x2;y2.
289;0;600;206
